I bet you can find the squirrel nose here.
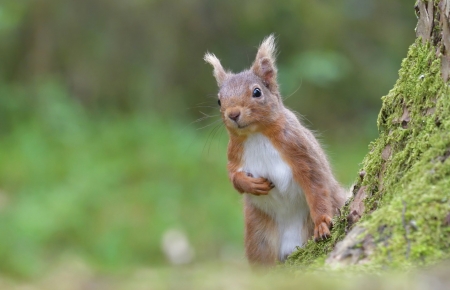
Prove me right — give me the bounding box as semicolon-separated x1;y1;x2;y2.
228;110;241;122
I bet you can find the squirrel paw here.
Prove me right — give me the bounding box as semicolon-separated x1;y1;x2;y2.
314;215;333;242
233;171;274;195
247;177;274;196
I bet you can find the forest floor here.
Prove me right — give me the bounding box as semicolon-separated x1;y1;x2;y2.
1;259;450;290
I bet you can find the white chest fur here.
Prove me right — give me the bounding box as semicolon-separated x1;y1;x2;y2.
241;133;311;260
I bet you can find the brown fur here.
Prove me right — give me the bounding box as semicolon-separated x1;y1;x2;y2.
204;35;346;265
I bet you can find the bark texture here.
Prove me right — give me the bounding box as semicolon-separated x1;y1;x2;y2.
287;0;450;269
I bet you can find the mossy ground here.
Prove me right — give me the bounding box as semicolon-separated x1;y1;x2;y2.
287;40;450;269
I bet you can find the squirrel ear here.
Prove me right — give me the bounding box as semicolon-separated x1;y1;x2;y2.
204;52;229;87
252;34;278;89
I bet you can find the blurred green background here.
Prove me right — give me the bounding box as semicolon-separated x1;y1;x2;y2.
0;0;416;280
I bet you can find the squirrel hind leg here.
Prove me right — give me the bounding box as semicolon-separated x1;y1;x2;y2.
244;199;278;266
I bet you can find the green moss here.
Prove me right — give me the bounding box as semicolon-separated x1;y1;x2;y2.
287;40;450;269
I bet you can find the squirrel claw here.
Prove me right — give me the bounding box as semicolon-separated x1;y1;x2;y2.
314;224;330;241
313;215;333;242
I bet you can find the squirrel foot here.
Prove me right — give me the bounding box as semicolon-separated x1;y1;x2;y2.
314;215;333;242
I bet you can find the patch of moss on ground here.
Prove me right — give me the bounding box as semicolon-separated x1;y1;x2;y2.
287;40;450;269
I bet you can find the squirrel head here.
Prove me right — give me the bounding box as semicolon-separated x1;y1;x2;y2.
204;35;283;136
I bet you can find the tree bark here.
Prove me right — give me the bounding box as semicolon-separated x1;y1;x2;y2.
288;0;450;268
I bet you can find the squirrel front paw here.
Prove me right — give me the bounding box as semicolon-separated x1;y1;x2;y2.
313;215;333;242
232;171;274;195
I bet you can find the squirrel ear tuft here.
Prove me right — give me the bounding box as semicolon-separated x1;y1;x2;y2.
204;52;229;87
252;34;278;90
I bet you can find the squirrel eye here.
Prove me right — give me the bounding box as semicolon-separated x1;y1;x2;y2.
252;88;262;98
218;99;221;106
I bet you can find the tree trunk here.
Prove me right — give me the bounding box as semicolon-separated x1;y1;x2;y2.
287;0;450;268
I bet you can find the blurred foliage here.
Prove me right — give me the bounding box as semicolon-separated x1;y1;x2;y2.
0;0;417;279
0;80;239;276
0;0;416;132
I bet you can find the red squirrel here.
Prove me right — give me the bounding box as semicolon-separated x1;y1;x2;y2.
204;35;346;265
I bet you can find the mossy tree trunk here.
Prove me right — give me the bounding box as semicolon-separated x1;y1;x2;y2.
287;0;450;269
